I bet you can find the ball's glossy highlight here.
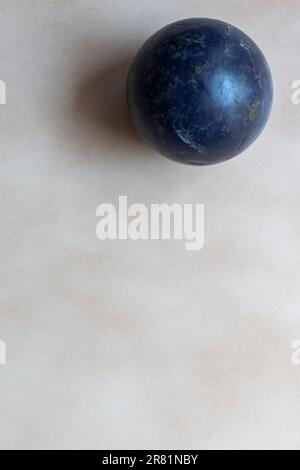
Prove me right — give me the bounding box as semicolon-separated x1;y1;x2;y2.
127;18;273;165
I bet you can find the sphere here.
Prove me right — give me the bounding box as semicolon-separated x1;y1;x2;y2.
127;18;273;165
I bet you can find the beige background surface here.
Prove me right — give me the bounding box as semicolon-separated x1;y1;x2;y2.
0;0;300;450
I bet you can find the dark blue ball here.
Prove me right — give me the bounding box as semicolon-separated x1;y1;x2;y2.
127;18;273;165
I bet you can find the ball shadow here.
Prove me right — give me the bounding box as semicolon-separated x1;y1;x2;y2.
74;58;151;161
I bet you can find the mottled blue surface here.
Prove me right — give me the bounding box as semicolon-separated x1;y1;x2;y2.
127;18;273;165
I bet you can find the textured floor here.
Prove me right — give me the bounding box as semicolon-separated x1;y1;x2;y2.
0;0;300;450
